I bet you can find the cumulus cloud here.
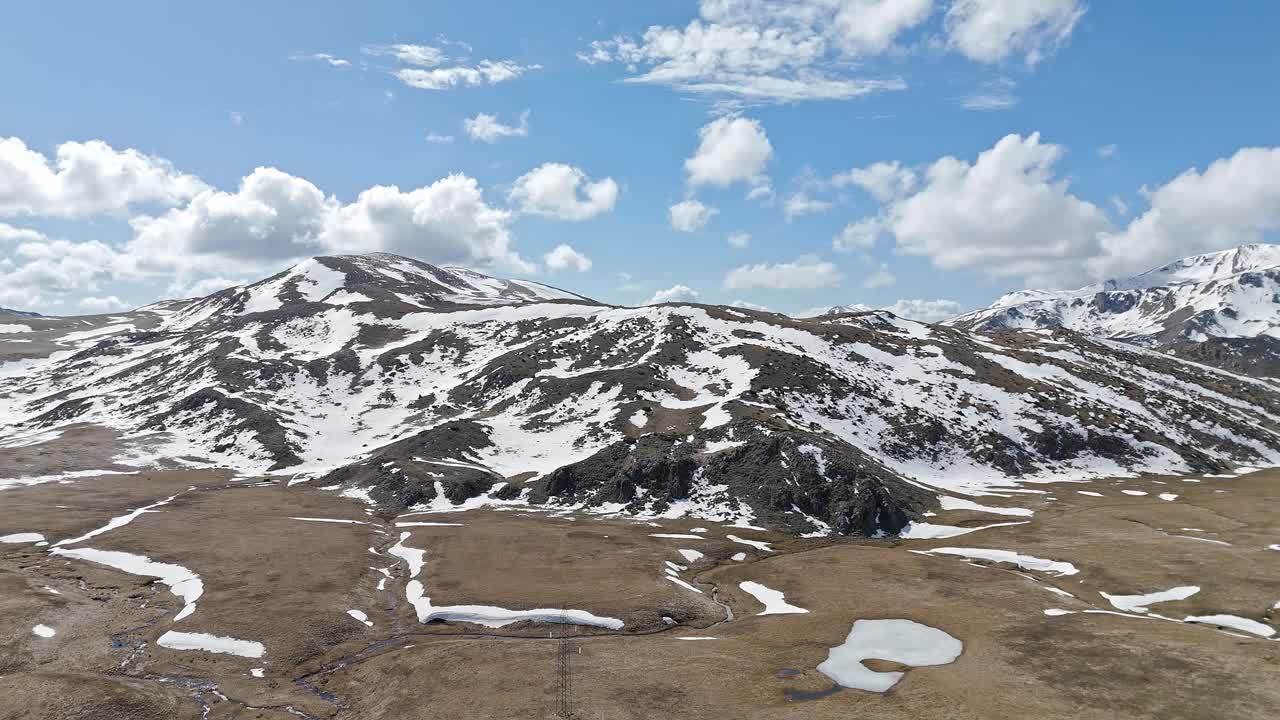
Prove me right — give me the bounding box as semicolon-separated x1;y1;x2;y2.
783;192;833;221
0;222;46;243
723;254;843;290
730;299;772;312
579;1;922;103
880;132;1110;287
833;218;883;253
727;231;751;248
833;160;917;202
647;284;700;305
509;163;618;221
851;134;1280;288
945;0;1086;65
0;137;207;217
882;298;964;322
669;200;718;232
425;132;455;144
685;116;773;188
396;60;539;90
0;236;133;309
127;167;532;276
1091;146;1280;279
542;244;593;273
464;110;530;143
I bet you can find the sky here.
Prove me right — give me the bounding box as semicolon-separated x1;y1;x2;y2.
1;1;1279;320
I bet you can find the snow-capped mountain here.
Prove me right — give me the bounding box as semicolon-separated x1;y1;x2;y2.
948;245;1280;377
3;253;1278;536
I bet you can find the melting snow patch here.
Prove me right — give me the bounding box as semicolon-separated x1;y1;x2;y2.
666;576;703;594
395;521;465;527
1101;586;1200;613
731;552;747;562
676;636;718;641
726;535;773;552
289;517;371;525
347;609;373;627
250;668;265;678
1158;493;1179;501
650;533;704;540
677;549;704;563
738;581;807;615
1077;491;1103;497
938;496;1033;517
816;619;962;693
388;532;425;578
899;521;1028;539
51;547;203;621
1182;615;1275;638
1121;490;1148;496
405;580;624;629
32;624;55;638
158;631;265;658
629;410;647;428
1;533;46;544
919;547;1078;576
53;493;180;547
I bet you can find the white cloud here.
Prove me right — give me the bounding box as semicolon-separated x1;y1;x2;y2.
1098;143;1118;158
0;222;46;243
128;167;532;276
863;262;896;288
961;77;1018;110
425;132;455;144
669;200;718;232
730;299;772;312
173;276;242;299
723;254;843;290
292;52;351;67
833;218;883;253
853;136;1280;288
228;111;245;126
0;137;207;217
78;295;131;313
647;284;700;305
509;163;618;221
685;116;773;188
0;237;133;309
369;43;447;67
543;244;593;273
464;110;531;143
833;160;916;202
881;132;1110;287
395;60;539;90
1092;146;1280;279
727;231;751;248
581;1;922;103
882;298;963;322
783;191;833;221
945;0;1085;65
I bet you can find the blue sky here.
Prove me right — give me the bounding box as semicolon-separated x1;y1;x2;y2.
2;1;1278;318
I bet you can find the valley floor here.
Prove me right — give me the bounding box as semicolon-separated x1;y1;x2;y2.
2;459;1278;719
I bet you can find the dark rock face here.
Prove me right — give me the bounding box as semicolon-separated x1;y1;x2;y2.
144;388;303;470
529;426;935;536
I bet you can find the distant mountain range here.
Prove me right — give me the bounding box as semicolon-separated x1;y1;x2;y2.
947;244;1280;377
3;252;1277;537
0;307;41;318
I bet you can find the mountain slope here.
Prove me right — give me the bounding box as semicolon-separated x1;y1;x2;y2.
948;244;1280;376
2;253;1278;536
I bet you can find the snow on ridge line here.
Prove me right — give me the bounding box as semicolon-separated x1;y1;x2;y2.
51;547;203;621
158;631;265;658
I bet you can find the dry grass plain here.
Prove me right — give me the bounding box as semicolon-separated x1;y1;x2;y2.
2;464;1277;719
